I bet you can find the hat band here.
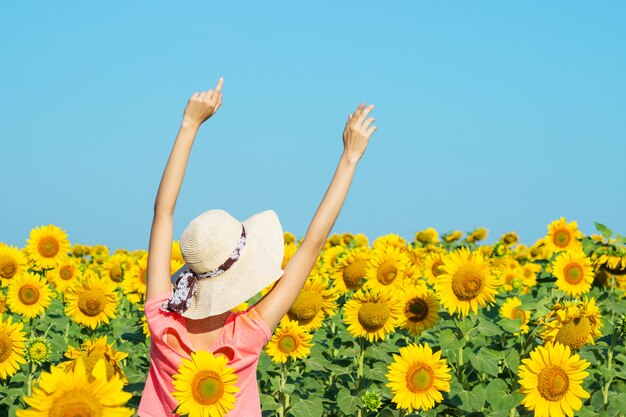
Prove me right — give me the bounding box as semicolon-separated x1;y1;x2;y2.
160;224;247;315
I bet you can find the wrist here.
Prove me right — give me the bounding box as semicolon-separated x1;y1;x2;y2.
181;117;201;131
341;151;361;166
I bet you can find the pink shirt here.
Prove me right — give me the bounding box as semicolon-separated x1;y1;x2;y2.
137;290;272;417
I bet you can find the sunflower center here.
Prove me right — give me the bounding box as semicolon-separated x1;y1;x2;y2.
451;265;484;301
60;266;75;281
81;352;115;381
406;298;429;322
139;270;147;285
49;389;104;417
377;263;399;285
431;260;444;277
537;365;569;401
406;362;435;393
78;290;106;317
19;284;40;305
358;302;390;331
289;291;323;322
554;230;571;248
192;370;225;405
278;335;297;353
343;260;367;290
109;265;123;282
0;331;13;362
29;341;49;361
511;308;526;322
563;263;584;285
523;268;533;278
0;257;17;279
555;316;592;350
38;236;60;258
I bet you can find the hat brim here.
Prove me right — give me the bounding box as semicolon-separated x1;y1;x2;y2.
171;209;285;319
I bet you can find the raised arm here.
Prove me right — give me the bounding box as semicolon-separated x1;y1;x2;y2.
145;78;224;302
255;102;377;332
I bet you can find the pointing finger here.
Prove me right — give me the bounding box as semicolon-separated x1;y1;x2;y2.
215;77;224;95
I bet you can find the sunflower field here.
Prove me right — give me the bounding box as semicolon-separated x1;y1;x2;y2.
1;218;626;417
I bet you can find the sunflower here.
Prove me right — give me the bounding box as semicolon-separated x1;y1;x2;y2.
499;296;530;335
279;272;338;332
25;224;71;270
0;243;28;288
0;292;7;315
467;227;488;243
265;320;314;363
386;343;452;413
48;257;83;294
16;355;133;417
171;240;184;263
64;271;119;329
6;272;53;319
435;247;501;317
551;250;594;297
499;263;524;293
542;217;583;254
284;231;296;245
364;246;411;292
343;287;403;342
172;349;239;417
422;252;446;287
443;230;463;243
331;246;371;293
521;261;542;288
539;297;603;350
518;342;590;417
140;312;150;338
100;253;130;284
120;254;147;304
591;243;626;276
0;315;27;380
282;242;298;269
397;283;440;336
415;228;439;245
320;245;349;275
500;231;519;247
373;233;408;252
24;336;52;366
59;335;129;383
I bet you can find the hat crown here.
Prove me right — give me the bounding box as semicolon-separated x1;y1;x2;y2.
180;209;243;274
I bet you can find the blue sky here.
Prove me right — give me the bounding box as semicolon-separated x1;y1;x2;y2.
1;2;625;252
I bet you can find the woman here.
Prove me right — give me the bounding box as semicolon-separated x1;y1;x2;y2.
138;77;377;416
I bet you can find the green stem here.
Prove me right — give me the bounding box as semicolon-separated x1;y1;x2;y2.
457;345;464;386
602;326;620;410
26;361;35;397
356;337;366;417
279;361;290;417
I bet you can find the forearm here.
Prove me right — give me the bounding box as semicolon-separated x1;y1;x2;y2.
153;120;200;214
303;152;359;249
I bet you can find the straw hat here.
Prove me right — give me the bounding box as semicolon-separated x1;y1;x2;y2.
160;209;285;319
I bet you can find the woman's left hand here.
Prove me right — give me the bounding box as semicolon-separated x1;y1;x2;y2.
182;77;223;128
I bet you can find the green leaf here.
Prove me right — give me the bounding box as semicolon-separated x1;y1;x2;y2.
337;388;363;414
440;329;466;353
485;379;508;405
469;384;486;411
594;221;613;239
504;350;520;373
497;318;523;334
468;348;501;377
260;393;280;411
611;392;626;413
475;316;502;337
288;397;324;417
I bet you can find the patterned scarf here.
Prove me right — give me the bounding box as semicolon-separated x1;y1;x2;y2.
160;224;247;315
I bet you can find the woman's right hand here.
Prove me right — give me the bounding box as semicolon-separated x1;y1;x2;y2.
182;77;224;128
342;103;377;163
